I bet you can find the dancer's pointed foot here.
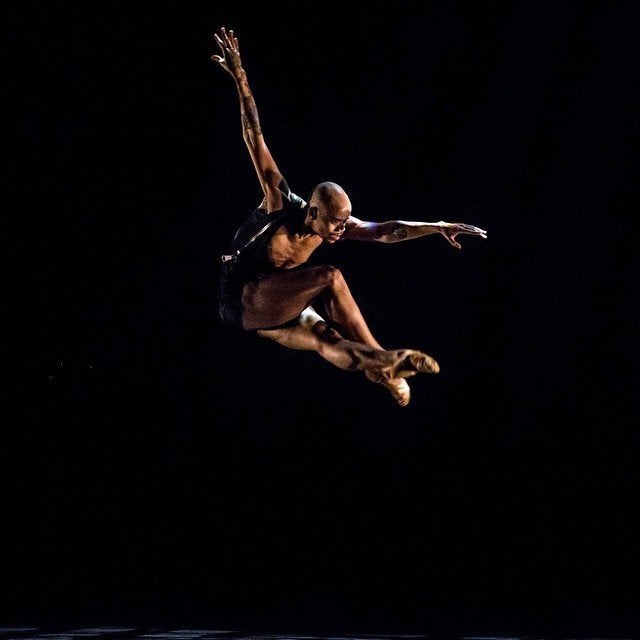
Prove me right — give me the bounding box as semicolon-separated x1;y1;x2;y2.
384;378;411;407
389;350;440;379
365;370;411;407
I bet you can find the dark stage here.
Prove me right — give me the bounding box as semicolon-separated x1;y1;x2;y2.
6;1;639;638
2;632;636;640
6;631;631;640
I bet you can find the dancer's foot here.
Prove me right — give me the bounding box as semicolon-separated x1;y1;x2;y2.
388;350;440;379
383;378;411;407
365;369;411;407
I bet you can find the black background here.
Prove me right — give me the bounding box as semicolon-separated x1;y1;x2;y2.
6;1;640;637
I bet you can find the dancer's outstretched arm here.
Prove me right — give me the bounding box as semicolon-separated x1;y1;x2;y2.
211;26;294;213
344;216;487;249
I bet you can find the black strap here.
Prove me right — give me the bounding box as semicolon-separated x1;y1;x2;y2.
220;196;306;265
220;213;284;264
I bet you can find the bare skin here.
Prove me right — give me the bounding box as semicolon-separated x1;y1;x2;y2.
212;27;487;406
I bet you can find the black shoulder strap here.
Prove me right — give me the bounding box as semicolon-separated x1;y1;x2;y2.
220;208;290;264
220;214;276;263
220;192;307;265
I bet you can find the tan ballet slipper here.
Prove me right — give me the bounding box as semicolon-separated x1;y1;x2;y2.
365;369;412;407
388;350;440;379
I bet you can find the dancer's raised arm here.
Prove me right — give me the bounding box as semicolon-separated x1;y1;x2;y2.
211;26;293;212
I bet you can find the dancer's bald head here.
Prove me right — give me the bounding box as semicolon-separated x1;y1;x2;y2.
306;182;351;243
309;182;351;214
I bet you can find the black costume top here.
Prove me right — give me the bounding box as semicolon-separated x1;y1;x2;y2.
218;192;308;325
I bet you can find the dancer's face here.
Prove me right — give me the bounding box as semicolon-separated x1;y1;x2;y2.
312;204;350;243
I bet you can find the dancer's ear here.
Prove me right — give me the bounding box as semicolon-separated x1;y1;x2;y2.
309;206;318;220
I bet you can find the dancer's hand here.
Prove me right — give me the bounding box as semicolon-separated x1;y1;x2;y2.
211;26;243;79
437;222;487;249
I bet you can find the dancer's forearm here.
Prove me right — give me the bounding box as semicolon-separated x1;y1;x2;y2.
232;69;264;153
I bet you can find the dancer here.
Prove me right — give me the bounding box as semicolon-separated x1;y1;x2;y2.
212;27;487;406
